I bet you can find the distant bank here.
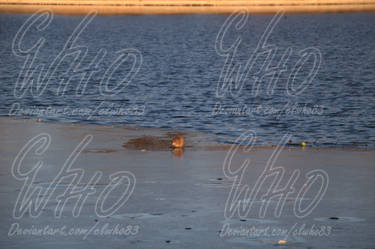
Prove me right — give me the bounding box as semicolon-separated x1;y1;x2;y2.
1;0;375;14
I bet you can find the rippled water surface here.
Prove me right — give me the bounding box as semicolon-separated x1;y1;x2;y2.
0;13;374;147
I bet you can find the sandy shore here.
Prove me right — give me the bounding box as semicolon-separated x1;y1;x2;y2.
1;0;375;14
0;117;374;248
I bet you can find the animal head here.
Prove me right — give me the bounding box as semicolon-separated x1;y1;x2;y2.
172;135;185;148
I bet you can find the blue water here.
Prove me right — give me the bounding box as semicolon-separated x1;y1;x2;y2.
0;12;374;147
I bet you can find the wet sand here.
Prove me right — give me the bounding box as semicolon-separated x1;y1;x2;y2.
0;117;374;248
1;0;375;14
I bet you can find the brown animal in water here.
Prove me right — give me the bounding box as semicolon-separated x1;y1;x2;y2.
172;135;184;148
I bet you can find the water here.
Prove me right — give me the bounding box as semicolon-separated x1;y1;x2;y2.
0;13;374;147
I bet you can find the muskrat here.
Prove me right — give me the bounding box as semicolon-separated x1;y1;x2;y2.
123;134;185;151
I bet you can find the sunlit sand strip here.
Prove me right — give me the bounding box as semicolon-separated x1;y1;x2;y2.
1;0;375;14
